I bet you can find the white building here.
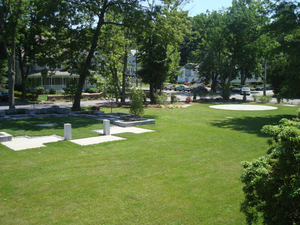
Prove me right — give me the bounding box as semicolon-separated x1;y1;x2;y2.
177;64;201;83
126;50;140;77
16;49;141;93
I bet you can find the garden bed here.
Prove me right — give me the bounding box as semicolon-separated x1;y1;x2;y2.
112;117;155;127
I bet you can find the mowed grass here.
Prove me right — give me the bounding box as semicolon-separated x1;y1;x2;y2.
0;104;297;224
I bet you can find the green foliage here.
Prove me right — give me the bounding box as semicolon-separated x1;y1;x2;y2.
129;88;145;118
208;91;216;99
49;88;56;94
170;93;178;104
63;82;78;101
85;88;98;93
167;104;181;109
154;93;168;106
267;1;300;98
136;2;190;103
258;95;272;103
252;94;259;102
241;118;300;224
51;98;56;102
221;88;231;100
35;86;45;95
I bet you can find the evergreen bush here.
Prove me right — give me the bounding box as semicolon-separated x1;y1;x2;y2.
129;88;145;118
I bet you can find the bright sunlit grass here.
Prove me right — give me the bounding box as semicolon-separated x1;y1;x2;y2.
0;103;297;224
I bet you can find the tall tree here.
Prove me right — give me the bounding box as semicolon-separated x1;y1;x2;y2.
0;0;28;109
267;0;300;98
189;10;228;92
136;0;189;103
57;0;141;111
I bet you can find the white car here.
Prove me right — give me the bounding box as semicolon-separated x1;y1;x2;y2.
174;85;190;92
240;87;251;95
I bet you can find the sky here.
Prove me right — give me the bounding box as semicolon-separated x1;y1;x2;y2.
182;0;233;17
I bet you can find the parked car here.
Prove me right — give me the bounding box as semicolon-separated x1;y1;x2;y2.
174;85;190;92
255;85;273;91
240;87;251;95
0;91;9;102
255;85;264;91
164;83;173;90
190;86;208;93
232;85;248;92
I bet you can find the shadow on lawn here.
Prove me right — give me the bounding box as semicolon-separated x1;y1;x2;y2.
0;117;100;132
210;114;294;137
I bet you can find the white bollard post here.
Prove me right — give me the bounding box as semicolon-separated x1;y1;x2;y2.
64;123;72;140
103;119;110;135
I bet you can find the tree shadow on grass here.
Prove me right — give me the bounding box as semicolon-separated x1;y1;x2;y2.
210;114;295;137
0;117;101;133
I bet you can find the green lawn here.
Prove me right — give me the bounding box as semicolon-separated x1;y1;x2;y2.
0;104;297;224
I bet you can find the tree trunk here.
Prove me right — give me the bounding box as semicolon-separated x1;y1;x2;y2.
241;67;246;85
72;9;105;111
122;49;128;104
8;56;16;109
72;71;86;111
149;83;155;104
211;74;218;93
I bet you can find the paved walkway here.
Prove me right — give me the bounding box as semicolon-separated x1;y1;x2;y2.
1;126;154;151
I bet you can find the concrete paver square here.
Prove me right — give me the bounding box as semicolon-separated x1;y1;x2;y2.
70;135;125;146
2;135;64;151
93;126;154;135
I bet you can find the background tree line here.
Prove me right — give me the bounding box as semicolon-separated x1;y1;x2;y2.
1;0;299;109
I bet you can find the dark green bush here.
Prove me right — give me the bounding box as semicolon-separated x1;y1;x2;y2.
170;93;178;104
49;88;56;94
35;86;45;95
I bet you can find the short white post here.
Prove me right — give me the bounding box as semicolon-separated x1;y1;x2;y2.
103;119;110;135
64;123;72;140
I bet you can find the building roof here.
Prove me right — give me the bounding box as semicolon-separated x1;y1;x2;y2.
28;71;80;78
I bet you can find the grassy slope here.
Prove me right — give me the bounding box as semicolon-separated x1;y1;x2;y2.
0;104;297;224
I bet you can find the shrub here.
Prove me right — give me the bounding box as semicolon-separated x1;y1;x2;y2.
51;98;56;101
63;83;78;100
241;118;300;224
159;104;165;108
49;88;56;94
252;94;259;102
276;94;282;103
14;91;22;98
208;91;216;99
154;92;167;105
185;97;191;103
35;86;45;95
231;97;236;101
221;88;231;100
86;88;98;93
170;93;178;104
198;90;207;100
129;88;145;118
168;104;181;109
258;95;272;103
